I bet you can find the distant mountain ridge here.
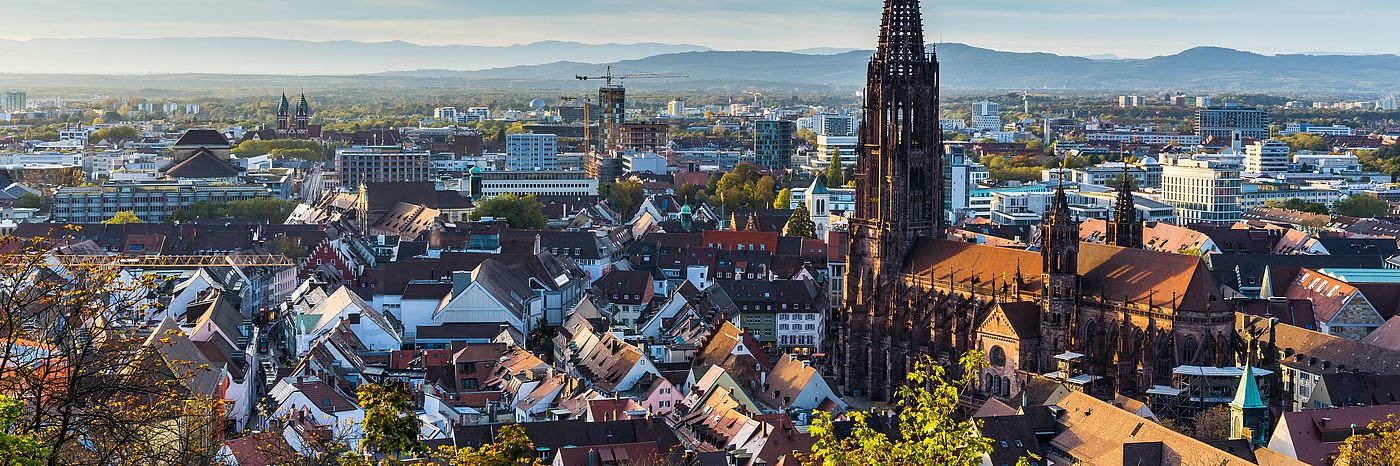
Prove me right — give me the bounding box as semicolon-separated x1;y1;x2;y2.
0;37;710;75
1;37;1399;92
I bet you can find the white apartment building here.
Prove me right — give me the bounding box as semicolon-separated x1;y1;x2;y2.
1244;140;1291;174
971;100;1001;130
477;170;599;199
1085;131;1202;145
667;100;685;117
939;118;967;131
434;107;460;122
505;134;559;171
806;135;858;170
1160;155;1243;225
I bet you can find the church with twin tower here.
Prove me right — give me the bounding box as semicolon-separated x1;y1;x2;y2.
837;0;1238;403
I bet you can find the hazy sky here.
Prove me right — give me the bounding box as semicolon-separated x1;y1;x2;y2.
3;0;1397;57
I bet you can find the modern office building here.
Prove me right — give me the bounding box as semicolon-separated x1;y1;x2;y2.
970;100;1001;130
1196;104;1269;140
0;91;26;112
806;135;858;171
335;146;433;187
1160;155;1244;225
816;114;856;137
943;142;990;222
1244;140;1291;174
754;119;796;170
477;170;599;199
505;134;559;171
52;182;270;223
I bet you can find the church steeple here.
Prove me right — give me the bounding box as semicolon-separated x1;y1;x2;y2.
840;0;944;401
1043;178;1078;275
1038;174;1080;370
1230;341;1271;445
1106;162;1144;249
276;93;291;132
294;93;311;134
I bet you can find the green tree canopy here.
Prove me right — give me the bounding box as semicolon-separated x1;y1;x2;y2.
805;352;1025;466
825;153;846;187
604;180;646;220
470;194;548;229
436;424;543;466
1265;199;1329;215
172;197;298;224
88;126;140;145
102;211;142;224
773;188;793;210
1336;194;1390;218
784;204;817;239
1277;133;1330;152
356;382;426;461
15;193;47;213
232;139;327;159
0;395;46;465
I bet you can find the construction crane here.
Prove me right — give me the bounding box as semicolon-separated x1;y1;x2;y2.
559;95;593;153
1;254;296;268
575;65;688;151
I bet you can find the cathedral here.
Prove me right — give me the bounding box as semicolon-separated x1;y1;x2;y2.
276;93;314;139
836;0;1238;402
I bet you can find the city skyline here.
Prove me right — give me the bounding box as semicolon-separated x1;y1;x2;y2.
3;0;1399;59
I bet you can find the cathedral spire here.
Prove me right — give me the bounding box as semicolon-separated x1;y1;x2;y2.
277;93;290;115
878;0;928;67
297;93;310;116
1107;161;1144;248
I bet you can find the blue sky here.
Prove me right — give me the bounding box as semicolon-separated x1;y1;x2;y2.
3;0;1397;57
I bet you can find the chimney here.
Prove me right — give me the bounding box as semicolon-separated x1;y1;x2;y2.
452;270;473;297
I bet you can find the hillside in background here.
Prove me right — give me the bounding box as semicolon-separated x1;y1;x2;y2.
2;38;1399;93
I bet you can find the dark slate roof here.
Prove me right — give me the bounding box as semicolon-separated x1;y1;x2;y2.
174;129;231;147
1208;254;1383;295
165;148;242;179
1315;237;1400;256
979;414;1047;466
712;279;822;309
415;323;511;341
365;182;469;212
503;230;604;260
452;418;680;451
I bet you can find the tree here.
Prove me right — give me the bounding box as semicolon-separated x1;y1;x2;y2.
232;139;327;160
171;197;298;224
825;153;846;187
270;236;309;260
356;382;426;462
470;194;548;229
1163;405;1230;442
14;193;47;213
436;424;544;466
1277;133;1330;152
0;395;46;465
88;126;140;146
1336;194;1391;218
784;205;818;239
604;180;646;221
773;188;793;210
1335;415;1400;465
102;211;142;224
805;352;1027;466
0;230;228;466
1265;199;1329;215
